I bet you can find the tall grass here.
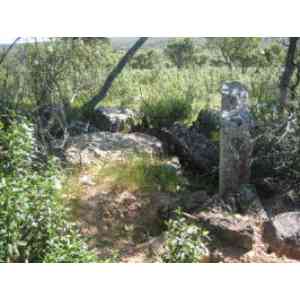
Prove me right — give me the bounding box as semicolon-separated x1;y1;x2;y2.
94;154;185;193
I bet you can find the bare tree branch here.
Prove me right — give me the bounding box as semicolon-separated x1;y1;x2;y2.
0;37;21;66
83;37;148;113
290;63;300;100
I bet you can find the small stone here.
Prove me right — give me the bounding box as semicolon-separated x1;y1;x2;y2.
79;175;95;186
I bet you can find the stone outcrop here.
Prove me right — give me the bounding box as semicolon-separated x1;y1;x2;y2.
156;123;218;173
236;184;268;220
263;212;300;259
187;211;254;251
64;131;163;165
192;109;220;140
92;107;136;132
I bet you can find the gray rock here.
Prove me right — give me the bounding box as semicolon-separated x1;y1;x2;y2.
68;121;98;136
263;212;300;259
181;190;210;212
219;82;254;198
92;107;136;132
79;175;95;186
237;184;268;220
64;131;163;165
194;211;254;251
161;123;218;173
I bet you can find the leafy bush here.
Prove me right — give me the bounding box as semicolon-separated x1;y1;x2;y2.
130;49;162;69
0;118;97;262
206;37;263;72
161;209;210;263
250;102;300;190
140;76;194;129
164;38;197;69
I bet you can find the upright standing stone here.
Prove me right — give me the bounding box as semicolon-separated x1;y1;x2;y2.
219;82;254;198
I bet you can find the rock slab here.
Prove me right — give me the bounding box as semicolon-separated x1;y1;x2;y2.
158;123;218;173
194;211;254;251
65;132;163;165
92;107;136;132
263;212;300;259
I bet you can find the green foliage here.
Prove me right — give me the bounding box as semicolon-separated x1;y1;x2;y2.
130;49;162;69
25;39;116;111
1;37;295;262
140;75;194;128
95;154;185;193
164;38;197;69
264;41;285;66
161;209;210;263
0;118;97;262
207;37;264;72
251;102;300;184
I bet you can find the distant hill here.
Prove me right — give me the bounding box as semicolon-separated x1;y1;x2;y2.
110;38;206;50
110;38;172;50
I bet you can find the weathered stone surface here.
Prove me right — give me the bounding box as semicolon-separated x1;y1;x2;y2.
158;123;218;173
181;190;210;212
263;212;300;259
64;131;163;165
193;211;254;251
219;81;254;198
67;121;98;136
237;184;268;220
192;109;220;140
92;107;136;132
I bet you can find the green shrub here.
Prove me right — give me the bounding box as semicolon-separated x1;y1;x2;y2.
140;77;194;129
164;38;197;69
130;49;162;69
161;209;210;263
0;118;97;262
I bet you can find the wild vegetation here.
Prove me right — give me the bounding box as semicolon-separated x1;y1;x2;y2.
1;37;300;262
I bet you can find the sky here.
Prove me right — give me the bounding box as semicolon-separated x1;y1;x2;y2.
0;37;48;44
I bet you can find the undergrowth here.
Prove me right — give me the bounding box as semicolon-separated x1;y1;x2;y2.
93;154;186;193
161;209;210;263
0;118;98;262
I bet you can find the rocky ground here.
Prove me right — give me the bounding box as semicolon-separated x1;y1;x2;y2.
66;175;298;263
63;159;299;263
60;109;300;263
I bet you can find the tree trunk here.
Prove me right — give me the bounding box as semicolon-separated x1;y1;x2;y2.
279;37;299;109
0;37;21;66
83;37;148;114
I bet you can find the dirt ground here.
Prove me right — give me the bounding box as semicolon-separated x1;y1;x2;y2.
66;172;298;263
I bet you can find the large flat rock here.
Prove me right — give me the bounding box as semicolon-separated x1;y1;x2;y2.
64;132;163;165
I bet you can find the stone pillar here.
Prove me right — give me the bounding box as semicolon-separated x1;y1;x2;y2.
219;81;254;198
